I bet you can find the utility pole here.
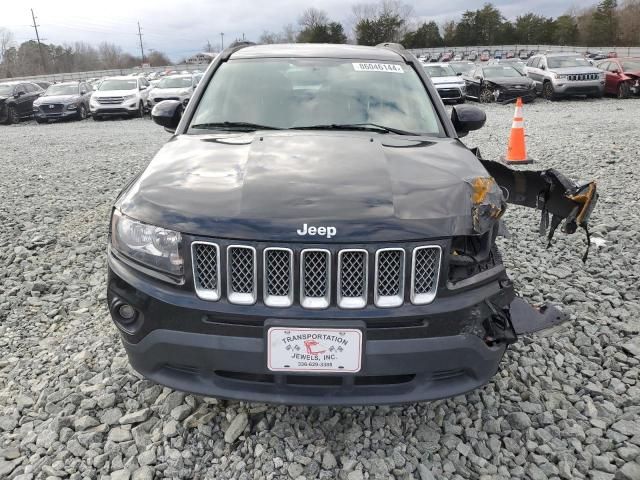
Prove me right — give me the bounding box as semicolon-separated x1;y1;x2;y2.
220;32;224;50
137;22;145;64
30;8;47;73
206;39;212;53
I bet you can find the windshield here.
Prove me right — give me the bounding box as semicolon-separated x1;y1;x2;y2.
190;58;441;135
423;65;456;77
0;84;16;95
45;84;79;96
547;56;591;69
157;76;192;88
483;66;522;78
450;63;474;75
99;79;137;91
622;60;640;71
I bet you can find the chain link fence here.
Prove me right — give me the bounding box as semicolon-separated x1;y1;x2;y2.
408;44;640;57
3;63;207;83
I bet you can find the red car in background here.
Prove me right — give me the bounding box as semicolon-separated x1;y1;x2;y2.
597;57;640;98
479;51;490;62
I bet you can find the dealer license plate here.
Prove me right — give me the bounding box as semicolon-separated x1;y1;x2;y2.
267;327;363;373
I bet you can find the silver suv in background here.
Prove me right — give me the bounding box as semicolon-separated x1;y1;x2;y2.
525;53;605;100
33;81;93;123
147;74;200;108
89;76;150;120
422;63;466;103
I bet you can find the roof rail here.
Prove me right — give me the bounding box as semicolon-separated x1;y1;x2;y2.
220;41;256;61
375;42;406;52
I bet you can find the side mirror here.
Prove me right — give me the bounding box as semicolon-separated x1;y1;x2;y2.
456;72;463;76
139;85;147;90
540;65;546;70
152;100;182;133
81;90;87;95
451;105;486;138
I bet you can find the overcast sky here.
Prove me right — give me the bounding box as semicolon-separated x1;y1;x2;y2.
3;0;588;61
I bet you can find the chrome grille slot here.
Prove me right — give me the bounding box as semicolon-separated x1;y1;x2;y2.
375;249;405;308
338;249;368;309
411;246;441;305
192;242;220;301
227;246;256;305
263;248;293;307
300;249;330;309
97;96;124;104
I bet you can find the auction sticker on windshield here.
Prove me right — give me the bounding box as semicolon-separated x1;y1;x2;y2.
352;63;404;73
267;327;363;373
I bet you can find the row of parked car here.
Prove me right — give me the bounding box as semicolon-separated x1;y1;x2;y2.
422;52;640;104
0;72;203;124
418;48;623;64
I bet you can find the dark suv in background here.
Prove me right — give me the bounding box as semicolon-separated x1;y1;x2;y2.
0;81;44;124
107;43;597;405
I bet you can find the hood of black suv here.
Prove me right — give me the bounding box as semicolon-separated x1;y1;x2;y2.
118;131;492;241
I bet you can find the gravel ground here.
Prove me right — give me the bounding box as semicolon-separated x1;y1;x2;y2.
1;99;639;480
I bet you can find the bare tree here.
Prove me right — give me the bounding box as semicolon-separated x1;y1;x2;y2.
299;8;330;29
0;27;15;63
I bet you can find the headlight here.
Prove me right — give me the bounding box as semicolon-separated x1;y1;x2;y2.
556;74;568;79
111;210;183;276
123;94;137;101
67;103;77;109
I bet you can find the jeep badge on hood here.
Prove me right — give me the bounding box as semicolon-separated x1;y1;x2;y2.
297;223;337;238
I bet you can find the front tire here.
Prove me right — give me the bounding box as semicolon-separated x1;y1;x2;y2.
479;87;495;103
616;82;630;99
35;118;47;124
92;115;103;121
137;102;144;118
77;104;87;120
4;105;18;124
542;82;556;100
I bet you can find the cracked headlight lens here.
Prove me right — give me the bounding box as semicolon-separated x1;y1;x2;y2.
111;210;183;276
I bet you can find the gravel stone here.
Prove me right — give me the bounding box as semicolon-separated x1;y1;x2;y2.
1;102;638;479
614;462;640;480
119;409;151;425
224;412;248;443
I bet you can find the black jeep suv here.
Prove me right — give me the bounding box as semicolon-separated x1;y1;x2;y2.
107;43;597;405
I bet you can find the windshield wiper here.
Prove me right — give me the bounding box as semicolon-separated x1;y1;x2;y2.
291;123;418;136
190;122;282;131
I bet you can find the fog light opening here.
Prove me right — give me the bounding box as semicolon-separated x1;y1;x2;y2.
117;303;137;322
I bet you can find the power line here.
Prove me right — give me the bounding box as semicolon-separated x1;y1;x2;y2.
137;21;145;64
30;8;47;73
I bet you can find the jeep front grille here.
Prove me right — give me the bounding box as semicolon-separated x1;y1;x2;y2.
338;250;368;309
300;249;331;309
192;242;220;301
192;243;441;309
227;246;257;305
375;249;405;308
411;246;441;305
567;73;599;81
264;248;293;307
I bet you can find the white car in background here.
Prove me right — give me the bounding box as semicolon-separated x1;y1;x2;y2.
422;63;467;104
89;76;150;120
147;74;200;108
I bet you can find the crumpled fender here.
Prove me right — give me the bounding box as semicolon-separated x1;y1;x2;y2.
471;148;599;262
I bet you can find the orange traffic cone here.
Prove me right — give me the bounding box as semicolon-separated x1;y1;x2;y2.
502;97;533;165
